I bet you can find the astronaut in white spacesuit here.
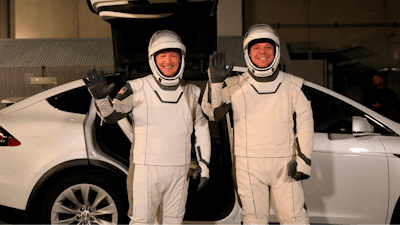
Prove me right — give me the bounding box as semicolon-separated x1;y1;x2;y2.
84;30;211;225
201;24;314;224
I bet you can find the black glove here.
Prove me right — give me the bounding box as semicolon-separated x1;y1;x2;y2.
288;160;310;181
193;166;209;191
209;50;235;83
83;67;115;99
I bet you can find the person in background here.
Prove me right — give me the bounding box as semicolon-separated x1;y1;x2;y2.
364;74;398;118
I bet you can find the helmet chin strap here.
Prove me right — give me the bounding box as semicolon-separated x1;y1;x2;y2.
248;66;280;82
152;75;180;91
149;54;185;87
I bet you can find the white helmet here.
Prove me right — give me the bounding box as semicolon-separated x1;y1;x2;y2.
243;24;281;77
148;30;186;86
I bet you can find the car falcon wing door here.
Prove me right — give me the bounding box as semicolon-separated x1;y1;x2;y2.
87;0;218;82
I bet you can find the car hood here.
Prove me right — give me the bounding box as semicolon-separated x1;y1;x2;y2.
0;80;85;115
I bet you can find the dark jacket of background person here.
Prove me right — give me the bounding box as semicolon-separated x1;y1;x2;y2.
364;75;398;118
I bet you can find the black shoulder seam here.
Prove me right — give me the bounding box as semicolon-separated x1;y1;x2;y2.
214;103;231;122
115;83;133;101
198;91;203;106
301;85;310;101
207;80;212;104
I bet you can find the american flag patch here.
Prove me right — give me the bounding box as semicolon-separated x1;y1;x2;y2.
118;87;127;94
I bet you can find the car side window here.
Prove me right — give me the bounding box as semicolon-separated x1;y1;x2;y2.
47;86;92;114
340;96;396;136
305;86;351;134
305;85;396;136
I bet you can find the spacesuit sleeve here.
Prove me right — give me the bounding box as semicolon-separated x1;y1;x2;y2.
294;84;314;176
93;82;134;124
201;80;231;122
194;91;212;178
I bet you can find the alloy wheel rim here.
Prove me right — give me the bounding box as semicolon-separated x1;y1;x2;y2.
50;183;118;224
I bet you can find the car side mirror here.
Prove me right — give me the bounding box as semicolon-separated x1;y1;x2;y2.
352;116;374;137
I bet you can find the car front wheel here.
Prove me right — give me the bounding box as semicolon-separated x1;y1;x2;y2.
40;168;128;224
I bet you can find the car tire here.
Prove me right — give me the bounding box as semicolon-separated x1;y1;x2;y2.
391;196;400;224
39;168;129;224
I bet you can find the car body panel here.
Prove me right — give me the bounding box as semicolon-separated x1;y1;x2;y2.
380;136;400;223
380;135;400;155
0;81;88;210
0;169;42;210
305;133;388;224
302;79;392;224
0;99;87;173
387;154;400;224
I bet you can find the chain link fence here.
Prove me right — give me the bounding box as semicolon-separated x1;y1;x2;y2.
0;66;43;108
282;60;326;86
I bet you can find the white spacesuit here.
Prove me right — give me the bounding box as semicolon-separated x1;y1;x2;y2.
201;24;314;224
84;30;211;225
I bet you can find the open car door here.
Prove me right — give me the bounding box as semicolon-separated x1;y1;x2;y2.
86;0;240;223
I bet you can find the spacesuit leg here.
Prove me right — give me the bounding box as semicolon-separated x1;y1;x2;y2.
161;165;190;225
270;157;309;225
236;156;270;224
129;164;162;225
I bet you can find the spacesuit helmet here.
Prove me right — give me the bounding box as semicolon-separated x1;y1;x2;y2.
148;30;186;86
243;24;281;77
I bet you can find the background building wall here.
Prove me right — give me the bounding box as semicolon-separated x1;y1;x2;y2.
6;0;400;50
77;0;111;38
14;0;78;38
9;0;15;38
11;0;111;38
217;0;242;36
9;0;241;39
0;0;9;38
244;0;400;51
